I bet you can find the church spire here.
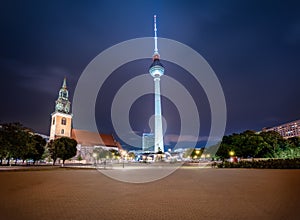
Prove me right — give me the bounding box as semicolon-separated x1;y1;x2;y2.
62;77;67;89
55;77;71;114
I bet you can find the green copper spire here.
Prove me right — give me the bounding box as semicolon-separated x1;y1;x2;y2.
55;77;71;114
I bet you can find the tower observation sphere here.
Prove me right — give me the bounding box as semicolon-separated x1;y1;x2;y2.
149;59;165;78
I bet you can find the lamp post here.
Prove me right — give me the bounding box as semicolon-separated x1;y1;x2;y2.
229;150;235;162
121;150;127;168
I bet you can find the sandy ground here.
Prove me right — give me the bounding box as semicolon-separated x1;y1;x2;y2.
0;167;299;220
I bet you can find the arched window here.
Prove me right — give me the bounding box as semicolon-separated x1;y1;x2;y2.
52;117;55;125
61;117;66;125
61;129;64;134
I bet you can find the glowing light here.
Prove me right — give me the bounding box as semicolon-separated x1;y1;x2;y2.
149;67;164;78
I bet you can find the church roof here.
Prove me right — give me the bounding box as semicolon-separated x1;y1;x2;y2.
71;129;121;149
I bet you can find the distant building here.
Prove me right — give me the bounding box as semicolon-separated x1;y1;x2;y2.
71;129;121;162
49;78;121;163
34;133;50;142
142;133;154;152
263;119;300;139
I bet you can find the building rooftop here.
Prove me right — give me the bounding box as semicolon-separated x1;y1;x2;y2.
71;129;121;149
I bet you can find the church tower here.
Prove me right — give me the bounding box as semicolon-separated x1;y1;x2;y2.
49;77;72;140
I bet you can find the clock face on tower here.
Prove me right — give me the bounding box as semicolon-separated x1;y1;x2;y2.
56;100;70;113
55;102;63;111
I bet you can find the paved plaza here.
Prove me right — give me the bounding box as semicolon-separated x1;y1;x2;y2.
0;167;299;220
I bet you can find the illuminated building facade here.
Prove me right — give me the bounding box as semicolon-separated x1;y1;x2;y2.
142;133;155;152
263;119;300;138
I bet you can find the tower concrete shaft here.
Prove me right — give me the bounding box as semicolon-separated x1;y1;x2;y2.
149;15;165;153
154;77;164;153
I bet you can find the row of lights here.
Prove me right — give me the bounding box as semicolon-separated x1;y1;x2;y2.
92;150;130;160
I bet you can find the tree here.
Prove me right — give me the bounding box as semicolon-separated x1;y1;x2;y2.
216;130;294;160
0;122;32;165
216;134;237;160
77;155;82;162
56;137;77;165
273;137;300;159
0;123;47;165
48;137;77;165
127;152;135;160
93;147;112;161
259;131;286;157
47;140;58;165
48;138;77;165
0;126;9;165
26;135;46;164
286;137;300;149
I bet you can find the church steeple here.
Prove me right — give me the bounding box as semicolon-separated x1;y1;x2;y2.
62;77;67;89
50;77;73;140
55;77;71;114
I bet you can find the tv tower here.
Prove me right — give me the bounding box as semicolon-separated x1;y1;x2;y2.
149;15;165;153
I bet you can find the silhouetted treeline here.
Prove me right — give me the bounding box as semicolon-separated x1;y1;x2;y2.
0;122;46;165
216;130;300;160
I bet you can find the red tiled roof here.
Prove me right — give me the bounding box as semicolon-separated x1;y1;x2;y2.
71;129;121;149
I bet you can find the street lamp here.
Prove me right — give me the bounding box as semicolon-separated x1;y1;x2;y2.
229;150;236;162
121;150;127;168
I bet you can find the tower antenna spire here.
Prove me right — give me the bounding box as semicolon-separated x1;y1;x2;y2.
153;15;159;59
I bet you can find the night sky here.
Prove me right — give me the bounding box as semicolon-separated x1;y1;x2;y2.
1;0;300;149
